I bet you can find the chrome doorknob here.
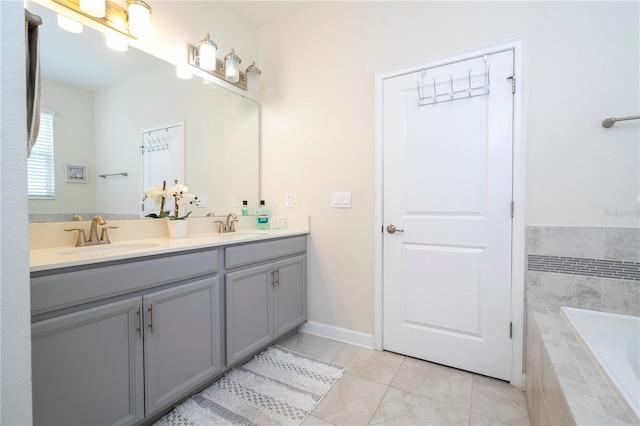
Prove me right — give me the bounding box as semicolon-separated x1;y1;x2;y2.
386;224;404;234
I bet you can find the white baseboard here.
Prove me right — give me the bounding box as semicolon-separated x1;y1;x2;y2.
298;321;374;349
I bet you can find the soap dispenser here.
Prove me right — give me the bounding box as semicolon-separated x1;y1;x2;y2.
256;200;270;230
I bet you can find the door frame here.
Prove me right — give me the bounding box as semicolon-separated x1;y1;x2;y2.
373;38;526;388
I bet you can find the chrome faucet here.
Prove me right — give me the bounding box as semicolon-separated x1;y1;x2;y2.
214;212;239;233
64;216;119;247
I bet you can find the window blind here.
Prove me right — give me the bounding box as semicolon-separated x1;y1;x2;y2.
28;109;55;199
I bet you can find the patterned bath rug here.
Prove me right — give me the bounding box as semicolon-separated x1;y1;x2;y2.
154;345;345;426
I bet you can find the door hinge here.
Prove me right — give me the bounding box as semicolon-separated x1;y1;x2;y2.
510;322;513;339
507;75;516;93
511;201;515;218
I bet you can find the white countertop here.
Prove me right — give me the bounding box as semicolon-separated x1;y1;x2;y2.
30;230;308;272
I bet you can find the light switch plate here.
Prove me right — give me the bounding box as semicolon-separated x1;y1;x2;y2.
232;196;238;208
285;194;293;208
331;192;351;208
197;196;208;208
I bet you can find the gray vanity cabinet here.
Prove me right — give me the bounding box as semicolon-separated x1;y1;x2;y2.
31;297;145;426
143;277;222;417
31;237;307;424
225;236;307;366
225;263;275;365
273;255;307;337
31;248;223;426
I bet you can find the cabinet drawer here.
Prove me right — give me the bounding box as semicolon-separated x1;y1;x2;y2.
225;236;306;269
31;249;218;315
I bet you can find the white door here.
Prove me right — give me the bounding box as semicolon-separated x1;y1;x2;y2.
382;50;514;380
141;123;184;217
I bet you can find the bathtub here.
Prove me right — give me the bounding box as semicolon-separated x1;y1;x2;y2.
562;307;640;421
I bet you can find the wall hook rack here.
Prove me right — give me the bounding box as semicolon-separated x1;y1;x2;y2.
417;55;490;107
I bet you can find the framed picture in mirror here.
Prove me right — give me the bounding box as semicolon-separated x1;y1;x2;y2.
64;164;87;183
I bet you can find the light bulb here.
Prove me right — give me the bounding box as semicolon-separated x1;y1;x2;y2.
127;0;151;38
224;49;241;83
198;34;217;71
79;0;105;18
245;61;261;93
57;14;83;33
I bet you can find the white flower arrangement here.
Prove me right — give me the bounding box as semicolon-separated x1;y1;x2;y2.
144;179;198;220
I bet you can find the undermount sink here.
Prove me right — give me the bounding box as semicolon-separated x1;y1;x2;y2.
57;243;161;256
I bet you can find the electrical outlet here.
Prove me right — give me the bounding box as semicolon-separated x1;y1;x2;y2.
285;194;293;208
232;196;238;208
197;196;208;208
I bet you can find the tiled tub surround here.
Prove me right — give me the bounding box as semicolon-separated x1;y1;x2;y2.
525;303;638;426
525;226;640;425
528;255;640;282
527;226;640;315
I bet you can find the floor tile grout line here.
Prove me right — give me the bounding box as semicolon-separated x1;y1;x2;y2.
388;354;406;386
468;374;475;426
366;383;392;426
365;355;407;425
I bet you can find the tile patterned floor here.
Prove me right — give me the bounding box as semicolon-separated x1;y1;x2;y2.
277;332;530;426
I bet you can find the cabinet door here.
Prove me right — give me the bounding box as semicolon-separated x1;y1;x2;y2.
32;297;144;426
226;263;274;365
274;255;307;338
143;276;222;417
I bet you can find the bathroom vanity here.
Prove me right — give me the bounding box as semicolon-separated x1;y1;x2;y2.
29;232;307;426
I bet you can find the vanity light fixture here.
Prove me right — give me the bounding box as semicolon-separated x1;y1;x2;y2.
50;0;153;41
79;0;105;18
198;33;217;71
245;61;262;93
186;41;259;91
224;49;241;83
57;14;83;33
126;0;151;38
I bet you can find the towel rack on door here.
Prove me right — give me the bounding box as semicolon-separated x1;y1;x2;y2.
416;55;490;107
601;115;640;128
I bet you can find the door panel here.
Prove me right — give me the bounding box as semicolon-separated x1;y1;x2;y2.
32;297;144;426
225;264;274;365
404;244;483;335
274;255;307;338
144;277;222;417
383;50;514;380
406;98;487;215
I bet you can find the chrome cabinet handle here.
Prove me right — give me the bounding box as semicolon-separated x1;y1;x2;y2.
275;269;280;286
386;224;404;234
137;306;144;338
148;304;155;334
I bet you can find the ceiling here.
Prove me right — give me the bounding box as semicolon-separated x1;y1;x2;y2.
226;1;312;28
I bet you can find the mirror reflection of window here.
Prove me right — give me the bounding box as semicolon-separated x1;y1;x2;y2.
28;109;55;199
